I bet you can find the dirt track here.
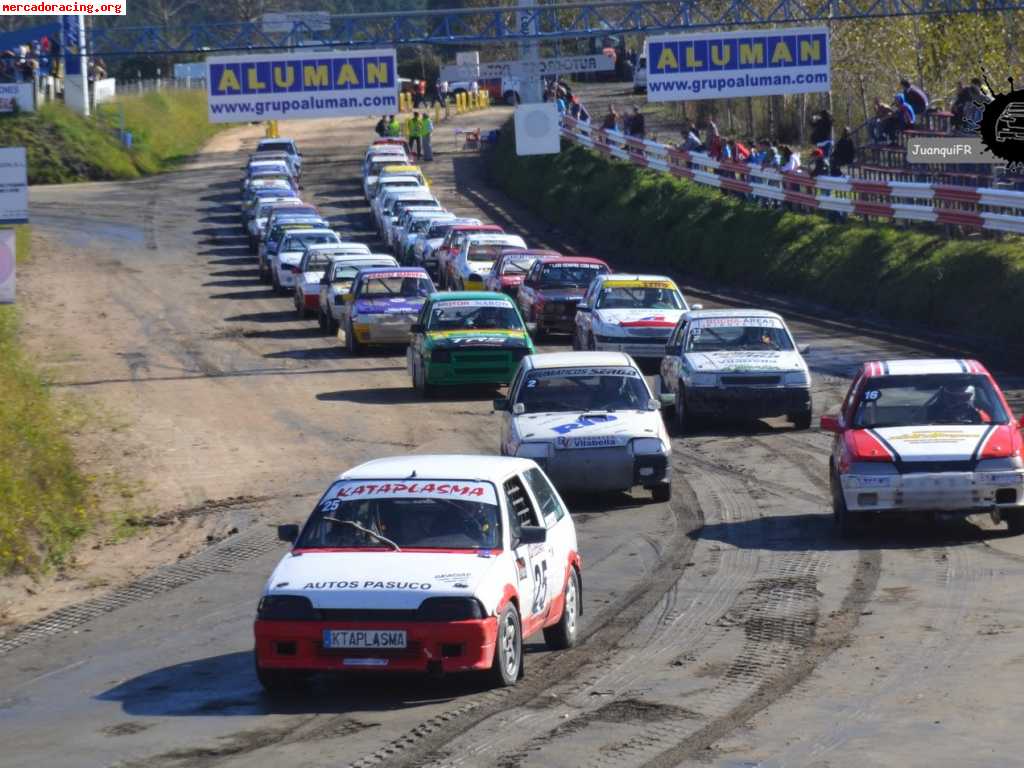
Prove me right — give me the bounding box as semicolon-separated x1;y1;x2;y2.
1;107;1023;768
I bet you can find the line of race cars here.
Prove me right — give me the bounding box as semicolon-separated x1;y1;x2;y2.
241;134;1024;696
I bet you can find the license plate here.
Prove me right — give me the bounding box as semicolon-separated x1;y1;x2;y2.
322;629;407;649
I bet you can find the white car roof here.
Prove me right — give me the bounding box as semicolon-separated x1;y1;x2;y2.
282;228;335;240
307;242;370;253
379;175;422;184
685;308;782;321
467;234;527;246
341;454;537;482
330;254;398;266
527;351;636;369
598;273;678;285
873;359;978;376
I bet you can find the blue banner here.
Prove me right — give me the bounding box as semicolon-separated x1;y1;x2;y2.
62;15;83;76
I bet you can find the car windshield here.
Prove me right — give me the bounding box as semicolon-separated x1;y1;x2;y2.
259;141;295;154
596;286;684;310
358;274;433;297
852;374;1010;428
303;254;331;272
428;300;523;331
517;367;651;413
282;232;337;251
539;263;605;288
428;223;454;238
468;244;513;263
686;318;793;352
502;256;537;275
332;261;392;281
296;483;502;550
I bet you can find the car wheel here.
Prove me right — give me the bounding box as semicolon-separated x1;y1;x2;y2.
347;321;364;356
258;261;268;282
415;359;435;398
651;484;672;503
317;308;327;331
587;332;596;351
1006;511;1024;535
790;403;813;430
489;603;523;687
832;470;861;537
271;270;280;292
571;328;581;351
255;655;307;697
326;312;337;335
533;319;546;342
674;385;689;434
543;568;580;650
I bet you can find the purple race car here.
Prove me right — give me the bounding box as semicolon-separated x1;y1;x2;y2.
338;266;435;355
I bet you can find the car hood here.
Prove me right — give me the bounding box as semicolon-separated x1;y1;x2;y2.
265;550;503;609
426;329;531;348
538;288;586;302
354;296;425;315
595;308;683;331
514;410;661;447
301;270;326;285
684;350;806;373
870;424;1004;463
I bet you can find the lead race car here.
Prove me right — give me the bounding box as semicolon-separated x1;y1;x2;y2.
255;455;581;692
821;359;1024;535
495;352;672;502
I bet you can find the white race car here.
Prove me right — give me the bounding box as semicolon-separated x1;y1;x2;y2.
293;243;371;317
272;229;340;293
573;274;696;360
656;308;813;432
255;454;582;692
318;253;399;334
447;233;528;291
496;351;672;501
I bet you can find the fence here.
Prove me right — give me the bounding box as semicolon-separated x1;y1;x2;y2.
560;117;1024;236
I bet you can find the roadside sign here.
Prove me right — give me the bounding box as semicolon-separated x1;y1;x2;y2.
0;83;34;113
443;53;614;82
261;12;330;33
645;26;830;101
0;228;14;304
0;147;28;225
205;49;399;123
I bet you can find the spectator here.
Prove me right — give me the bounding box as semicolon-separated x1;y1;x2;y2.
601;105;618;131
440;80;450;104
728;137;751;162
759;139;781;169
627;106;645;138
809;147;829;177
386;115;401;137
679;123;704;151
780;145;801;173
900;78;929;119
970;76;993;103
704;117;722;159
470;80;479;96
809;108;833;157
407;111;422;158
870;97;895;142
375;115;388;137
830;126;855;176
421;112;434;161
882;92;915;141
569;97;591;123
415;78;426;108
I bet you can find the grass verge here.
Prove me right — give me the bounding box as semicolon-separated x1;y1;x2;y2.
489;123;1024;353
1;89;225;184
1;226;92;575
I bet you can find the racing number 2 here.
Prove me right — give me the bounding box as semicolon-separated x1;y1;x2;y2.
531;559;548;615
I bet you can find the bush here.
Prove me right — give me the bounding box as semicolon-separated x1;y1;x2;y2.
489;123;1024;353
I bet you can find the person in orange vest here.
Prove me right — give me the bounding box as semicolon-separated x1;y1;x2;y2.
415;78;426;108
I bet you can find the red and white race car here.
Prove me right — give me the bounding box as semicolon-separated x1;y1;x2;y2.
484;249;558;297
255;455;581;692
821;358;1024;535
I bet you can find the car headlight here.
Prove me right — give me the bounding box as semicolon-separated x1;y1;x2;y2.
516;442;552;459
784;371;810;387
257;595;317;620
416;597;486;621
690;373;717;387
631;438;666;455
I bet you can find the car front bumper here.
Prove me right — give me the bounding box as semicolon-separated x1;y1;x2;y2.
255;618;498;673
686;386;811;418
533;448;670;493
425;350;526;386
841;469;1024;513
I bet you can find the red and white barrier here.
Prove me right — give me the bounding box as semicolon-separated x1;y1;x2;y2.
560;117;1024;235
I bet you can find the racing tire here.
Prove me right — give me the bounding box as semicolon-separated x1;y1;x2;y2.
587;333;596;352
414;359;435;399
650;484;672;503
259;261;270;283
255;658;308;697
571;329;581;351
317;308;327;331
543;568;580;651
346;321;364;356
832;471;862;537
790;404;813;430
271;271;282;294
533;320;547;343
673;385;690;434
1006;511;1024;535
490;603;523;687
325;312;337;335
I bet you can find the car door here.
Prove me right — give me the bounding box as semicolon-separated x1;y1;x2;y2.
501;364;527;454
575;279;598;345
661;318;687;398
407;300;430;377
521;465;575;624
339;274;361;333
502;474;545;631
519;262;540;321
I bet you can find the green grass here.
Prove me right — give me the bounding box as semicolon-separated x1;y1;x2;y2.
489;123;1024;352
1;90;225;184
0;226;92;575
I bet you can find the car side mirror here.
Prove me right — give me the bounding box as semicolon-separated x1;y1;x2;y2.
658;392;677;407
410;323;424;334
819;415;842;433
516;525;547;546
690;303;704;310
799;344;811;355
493;397;509;411
277;524;299;543
647;398;661;411
512;402;526;416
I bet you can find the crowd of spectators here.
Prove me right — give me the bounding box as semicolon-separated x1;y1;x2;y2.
0;36;57;83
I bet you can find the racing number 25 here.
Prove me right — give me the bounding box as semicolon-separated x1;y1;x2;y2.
531;559;548;615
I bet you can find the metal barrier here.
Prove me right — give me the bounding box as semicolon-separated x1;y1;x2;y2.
560;117;1024;235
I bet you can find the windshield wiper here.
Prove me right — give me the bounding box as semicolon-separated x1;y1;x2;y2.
323;517;402;551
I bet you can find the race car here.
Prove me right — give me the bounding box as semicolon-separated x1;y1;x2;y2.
366;163;428;201
255;137;303;178
293;243;372;317
435;223;504;286
392;207;452;260
259;218;326;282
371;186;431;235
272;229;340;294
574;274;696;361
412;217;482;276
318;253;399;334
517;256;611;340
398;212;458;265
255;454;581;692
821;359;1024;535
247;197;302;251
338;266;435;355
447;233;528;292
258;203;323;257
495;351;672;502
484;249;556;296
407;292;534;396
383;196;442;249
655;309;812;432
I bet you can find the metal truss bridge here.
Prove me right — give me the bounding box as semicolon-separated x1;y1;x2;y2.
87;0;1024;56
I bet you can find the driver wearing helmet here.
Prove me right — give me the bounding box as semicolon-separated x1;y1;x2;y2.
927;383;991;424
400;276;428;297
472;305;507;329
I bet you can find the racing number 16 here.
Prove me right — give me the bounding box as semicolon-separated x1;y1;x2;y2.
531;559;548;615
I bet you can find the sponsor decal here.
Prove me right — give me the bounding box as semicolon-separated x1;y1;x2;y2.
333;480;497;504
618;315;677;328
551;414;619;435
528;367;641;379
302;580;432;590
355;297;423;314
433;299;512;308
603;279;676;289
434;572;472;584
555;435;621;449
691;317;783;329
885;430;975;443
363;270;427;279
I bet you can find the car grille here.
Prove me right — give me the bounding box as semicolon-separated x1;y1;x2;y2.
543;301;578;317
899;460;976;474
720;375;781;387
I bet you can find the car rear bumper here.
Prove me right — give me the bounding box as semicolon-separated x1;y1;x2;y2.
353;320;415;344
841;469;1024;513
254;618;498;673
687;386;811;417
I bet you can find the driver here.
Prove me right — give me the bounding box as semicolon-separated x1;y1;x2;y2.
642;288;670;308
472;306;507;329
400;277;428;297
741;326;776;348
927;384;990;424
591;374;627;410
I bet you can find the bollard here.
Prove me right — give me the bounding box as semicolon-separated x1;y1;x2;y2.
434;104;442;125
481;91;489;108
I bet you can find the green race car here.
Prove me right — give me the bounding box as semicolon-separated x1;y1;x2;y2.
407;291;535;396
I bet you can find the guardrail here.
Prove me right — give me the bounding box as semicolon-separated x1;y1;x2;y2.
560;116;1024;236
